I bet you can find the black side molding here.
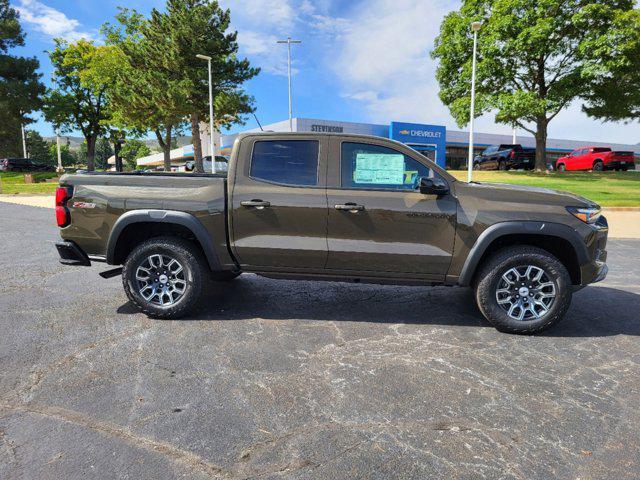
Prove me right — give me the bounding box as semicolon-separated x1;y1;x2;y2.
56;241;91;266
458;221;590;286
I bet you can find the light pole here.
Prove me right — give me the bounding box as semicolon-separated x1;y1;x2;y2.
277;37;302;132
20;115;27;158
196;54;216;173
56;129;63;173
51;76;64;173
467;21;482;183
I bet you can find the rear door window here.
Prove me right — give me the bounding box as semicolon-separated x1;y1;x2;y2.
250;140;319;186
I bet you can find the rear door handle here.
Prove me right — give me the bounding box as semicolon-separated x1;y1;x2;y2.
241;199;271;209
335;203;365;213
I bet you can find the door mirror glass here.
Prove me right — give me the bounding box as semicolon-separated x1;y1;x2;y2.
419;177;449;196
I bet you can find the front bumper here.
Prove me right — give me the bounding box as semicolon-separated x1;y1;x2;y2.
56;241;91;266
579;216;609;285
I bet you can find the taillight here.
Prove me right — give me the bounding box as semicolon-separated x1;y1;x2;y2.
55;186;73;227
509;151;516;159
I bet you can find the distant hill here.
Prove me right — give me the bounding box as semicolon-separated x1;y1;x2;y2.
44;135;193;152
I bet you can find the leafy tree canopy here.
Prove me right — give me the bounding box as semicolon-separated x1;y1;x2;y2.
432;0;639;170
42;39;110;170
0;0;44;157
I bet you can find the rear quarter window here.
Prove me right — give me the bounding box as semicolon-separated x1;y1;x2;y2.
250;140;319;186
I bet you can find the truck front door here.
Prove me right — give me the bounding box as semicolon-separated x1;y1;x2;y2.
230;136;329;270
324;138;457;280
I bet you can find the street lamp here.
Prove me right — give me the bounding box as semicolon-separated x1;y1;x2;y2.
277;37;302;132
467;21;483;183
52;75;64;173
196;54;216;173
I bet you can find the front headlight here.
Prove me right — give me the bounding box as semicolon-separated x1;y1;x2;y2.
566;206;602;224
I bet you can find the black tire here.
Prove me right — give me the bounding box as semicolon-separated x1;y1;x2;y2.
498;161;507;171
474;246;572;334
210;271;241;282
473;162;481;170
621;165;628;172
122;236;206;319
557;163;566;172
593;160;604;171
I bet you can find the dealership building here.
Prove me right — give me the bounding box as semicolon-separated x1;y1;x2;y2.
220;117;640;170
136;117;640;169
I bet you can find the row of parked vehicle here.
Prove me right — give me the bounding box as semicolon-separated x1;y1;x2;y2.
0;157;56;172
472;145;636;171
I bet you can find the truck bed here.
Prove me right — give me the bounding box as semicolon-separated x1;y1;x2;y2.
59;172;235;269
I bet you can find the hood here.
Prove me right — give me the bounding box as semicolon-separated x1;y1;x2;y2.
465;182;598;208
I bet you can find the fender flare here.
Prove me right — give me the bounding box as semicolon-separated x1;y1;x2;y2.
458;221;589;286
106;209;221;271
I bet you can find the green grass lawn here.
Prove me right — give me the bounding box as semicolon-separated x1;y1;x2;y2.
0;172;60;195
449;170;640;207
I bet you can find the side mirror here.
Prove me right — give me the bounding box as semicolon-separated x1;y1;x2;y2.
419;177;449;196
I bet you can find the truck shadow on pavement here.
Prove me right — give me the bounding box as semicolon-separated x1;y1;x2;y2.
117;275;640;337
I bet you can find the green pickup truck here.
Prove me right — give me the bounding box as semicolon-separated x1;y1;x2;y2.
55;132;609;334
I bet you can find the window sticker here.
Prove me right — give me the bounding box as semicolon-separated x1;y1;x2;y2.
353;153;405;185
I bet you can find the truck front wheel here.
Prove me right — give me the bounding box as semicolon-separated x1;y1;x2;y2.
122;236;205;319
474;246;573;334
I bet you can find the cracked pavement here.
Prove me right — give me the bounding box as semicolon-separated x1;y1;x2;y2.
1;202;639;479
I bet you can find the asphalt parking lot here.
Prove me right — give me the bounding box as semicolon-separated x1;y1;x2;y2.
1;202;639;480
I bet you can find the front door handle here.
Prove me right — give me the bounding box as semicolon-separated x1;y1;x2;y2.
241;199;271;210
335;203;365;213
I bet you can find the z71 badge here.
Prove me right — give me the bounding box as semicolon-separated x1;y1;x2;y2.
72;202;96;209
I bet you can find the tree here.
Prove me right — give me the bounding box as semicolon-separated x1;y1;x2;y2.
143;0;259;172
42;40;110;171
0;0;44;157
97;9;187;171
48;142;76;167
95;138;114;170
432;1;638;170
25;130;50;162
120;139;151;170
581;8;640;124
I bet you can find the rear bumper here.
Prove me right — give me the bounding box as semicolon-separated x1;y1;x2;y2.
509;159;535;169
55;241;91;266
605;160;633;169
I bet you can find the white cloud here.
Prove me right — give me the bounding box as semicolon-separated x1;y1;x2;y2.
16;0;96;42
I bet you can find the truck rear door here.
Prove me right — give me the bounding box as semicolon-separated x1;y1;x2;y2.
324;137;457;279
229;135;329;269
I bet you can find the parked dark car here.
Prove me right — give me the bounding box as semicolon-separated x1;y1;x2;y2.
55;132;608;334
473;145;536;171
0;158;56;172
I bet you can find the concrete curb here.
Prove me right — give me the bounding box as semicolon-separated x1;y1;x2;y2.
603;207;640;212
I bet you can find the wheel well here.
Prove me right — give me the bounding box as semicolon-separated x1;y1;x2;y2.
474;234;581;285
112;222;209;268
593;159;603;165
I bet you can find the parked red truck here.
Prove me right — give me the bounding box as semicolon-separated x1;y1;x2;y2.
556;147;635;172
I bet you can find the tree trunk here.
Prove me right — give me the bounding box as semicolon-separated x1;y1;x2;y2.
191;112;203;173
534;118;548;171
86;135;97;171
114;140;123;172
155;126;173;171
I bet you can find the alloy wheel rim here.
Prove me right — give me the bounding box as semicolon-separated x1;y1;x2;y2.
135;254;187;306
495;265;557;321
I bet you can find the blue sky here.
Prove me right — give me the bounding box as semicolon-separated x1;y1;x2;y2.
11;0;640;144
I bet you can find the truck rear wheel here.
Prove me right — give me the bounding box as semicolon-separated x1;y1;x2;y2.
474;246;572;334
122;236;205;319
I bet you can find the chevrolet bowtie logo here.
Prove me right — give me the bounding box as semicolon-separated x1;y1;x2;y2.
399;129;410;135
